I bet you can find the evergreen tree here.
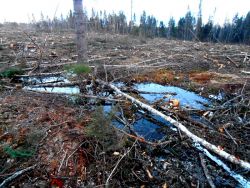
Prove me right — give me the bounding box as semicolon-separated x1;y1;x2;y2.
168;17;176;39
210;25;221;43
230;14;244;43
130;13;139;36
67;10;75;29
196;0;203;40
140;11;147;37
107;13;115;33
184;11;195;40
146;15;157;38
243;11;250;44
103;11;108;31
218;19;232;43
159;21;167;37
177;17;185;39
201;20;213;41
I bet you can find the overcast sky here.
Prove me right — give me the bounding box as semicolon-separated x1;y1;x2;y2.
0;0;249;25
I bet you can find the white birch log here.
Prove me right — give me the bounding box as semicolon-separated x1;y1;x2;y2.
0;165;36;187
98;80;250;170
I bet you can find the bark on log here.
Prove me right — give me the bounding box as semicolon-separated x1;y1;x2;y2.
24;89;123;102
0;165;36;187
29;81;81;88
16;71;64;78
98;80;250;170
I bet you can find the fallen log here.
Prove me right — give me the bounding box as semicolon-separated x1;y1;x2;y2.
16;71;65;78
28;81;81;88
0;165;36;187
120;87;176;95
158;105;213;130
196;144;250;187
241;70;250;75
23;89;124;102
37;57;111;69
98;80;250;170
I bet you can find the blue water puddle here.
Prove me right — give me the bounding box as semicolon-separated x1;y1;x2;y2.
25;86;80;94
23;76;80;94
134;83;209;110
103;105;112;114
103;82;210;141
133;117;166;141
103;105;165;140
21;76;67;85
113;82;125;88
119;82;210;140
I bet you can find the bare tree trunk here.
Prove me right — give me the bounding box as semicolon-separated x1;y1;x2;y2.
73;0;87;63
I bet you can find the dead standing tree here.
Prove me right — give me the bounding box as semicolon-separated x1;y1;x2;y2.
73;0;87;63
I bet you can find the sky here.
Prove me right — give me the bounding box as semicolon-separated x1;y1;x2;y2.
0;0;249;25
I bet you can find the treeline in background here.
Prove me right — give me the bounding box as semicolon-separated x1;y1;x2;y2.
2;8;250;45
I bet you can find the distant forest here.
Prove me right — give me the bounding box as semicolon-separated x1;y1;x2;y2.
4;7;250;45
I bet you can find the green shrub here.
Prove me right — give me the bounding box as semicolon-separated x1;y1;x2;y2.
85;106;124;151
0;67;24;78
64;64;91;75
3;146;34;158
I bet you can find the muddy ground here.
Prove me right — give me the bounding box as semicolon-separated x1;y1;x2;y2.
0;26;250;187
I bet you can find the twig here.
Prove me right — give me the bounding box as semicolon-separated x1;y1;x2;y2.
0;165;36;188
146;168;154;179
199;153;216;188
105;141;137;187
0;132;10;141
104;64;108;82
132;170;148;183
224;128;238;146
226;56;239;67
65;141;86;167
58;149;68;174
240;82;247;95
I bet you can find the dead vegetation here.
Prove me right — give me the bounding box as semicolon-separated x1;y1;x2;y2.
0;26;250;187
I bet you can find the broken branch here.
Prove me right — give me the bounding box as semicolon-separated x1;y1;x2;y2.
0;165;36;187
